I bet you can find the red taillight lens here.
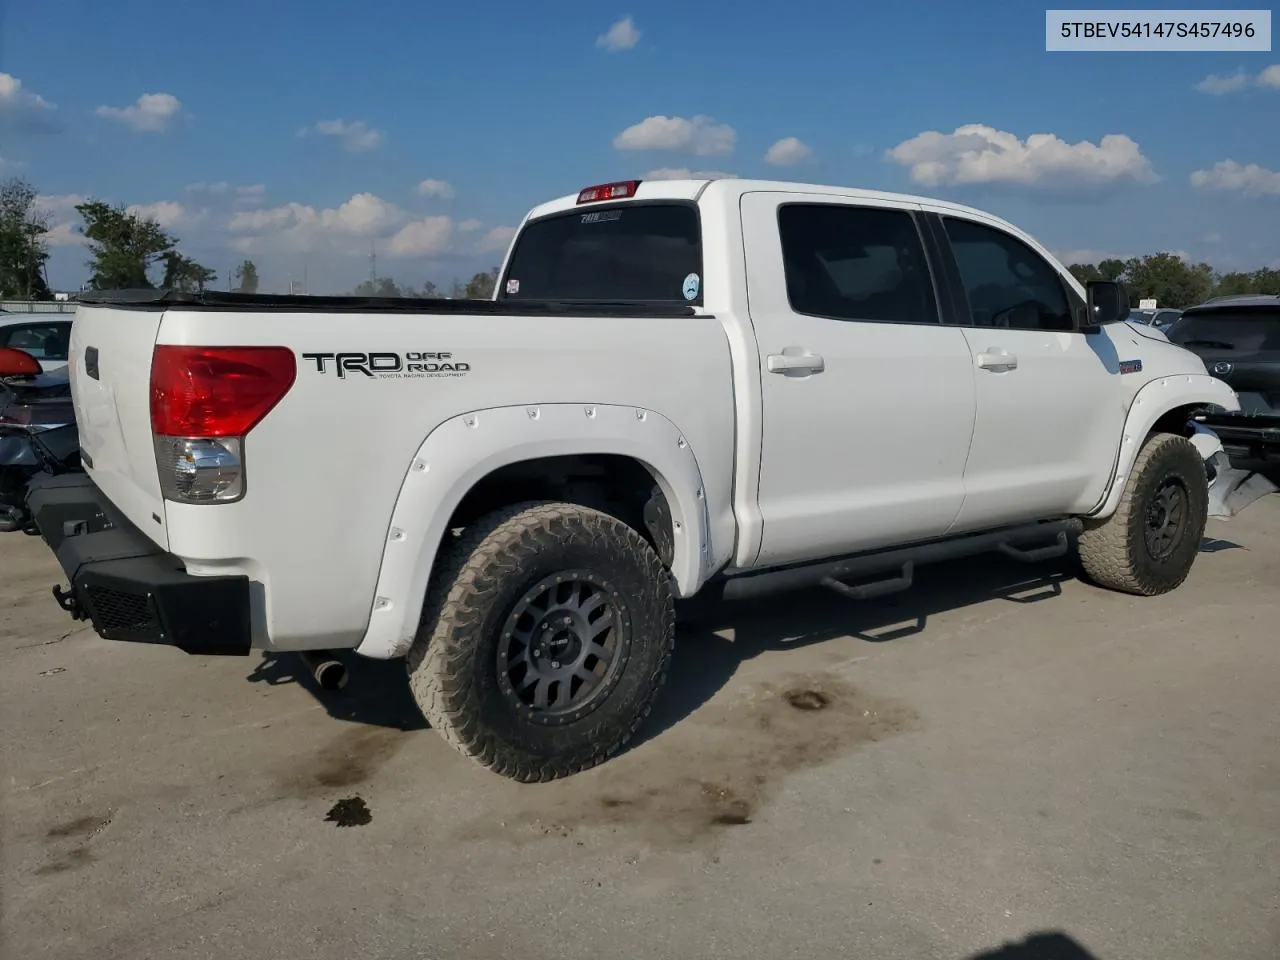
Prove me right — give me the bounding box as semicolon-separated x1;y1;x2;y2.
150;345;296;437
576;180;641;204
0;347;42;378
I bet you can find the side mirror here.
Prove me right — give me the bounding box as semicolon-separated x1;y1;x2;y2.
0;347;43;378
1085;280;1130;329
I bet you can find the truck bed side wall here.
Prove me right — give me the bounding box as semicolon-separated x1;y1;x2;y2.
157;309;738;651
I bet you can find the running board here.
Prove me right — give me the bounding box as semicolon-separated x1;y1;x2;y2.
720;519;1081;602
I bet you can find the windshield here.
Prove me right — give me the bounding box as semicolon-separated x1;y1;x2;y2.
1167;311;1280;352
498;202;703;303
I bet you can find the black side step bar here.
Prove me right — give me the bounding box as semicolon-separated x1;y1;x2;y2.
721;518;1081;602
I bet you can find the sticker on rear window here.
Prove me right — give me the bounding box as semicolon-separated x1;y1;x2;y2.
505;278;520;295
682;273;700;301
581;210;622;224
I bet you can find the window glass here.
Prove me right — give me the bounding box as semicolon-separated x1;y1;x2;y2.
1166;311;1280;351
778;204;939;324
0;322;71;361
499;203;702;303
943;218;1073;331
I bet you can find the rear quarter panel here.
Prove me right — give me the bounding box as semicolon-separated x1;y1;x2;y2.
68;305;169;550
157;308;736;651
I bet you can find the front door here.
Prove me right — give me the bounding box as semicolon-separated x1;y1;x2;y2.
931;212;1129;531
740;192;978;568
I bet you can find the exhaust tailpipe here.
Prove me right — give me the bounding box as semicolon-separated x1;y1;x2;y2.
300;651;348;691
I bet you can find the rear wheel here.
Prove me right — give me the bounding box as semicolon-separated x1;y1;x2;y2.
407;501;674;782
1077;433;1208;596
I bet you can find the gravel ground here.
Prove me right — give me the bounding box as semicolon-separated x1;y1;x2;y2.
2;498;1278;960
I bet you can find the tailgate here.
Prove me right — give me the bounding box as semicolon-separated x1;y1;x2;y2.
69;304;168;551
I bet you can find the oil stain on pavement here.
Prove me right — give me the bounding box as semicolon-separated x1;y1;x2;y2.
461;672;919;849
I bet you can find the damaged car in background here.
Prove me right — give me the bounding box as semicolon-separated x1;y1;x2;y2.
1165;295;1280;517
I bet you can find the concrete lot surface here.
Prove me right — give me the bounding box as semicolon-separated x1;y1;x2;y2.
3;500;1279;960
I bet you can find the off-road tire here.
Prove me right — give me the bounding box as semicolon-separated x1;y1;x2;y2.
1077;432;1208;596
407;501;675;782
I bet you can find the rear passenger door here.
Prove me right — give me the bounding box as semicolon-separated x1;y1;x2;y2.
741;193;977;567
926;212;1128;530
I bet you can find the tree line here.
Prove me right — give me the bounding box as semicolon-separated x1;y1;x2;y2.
350;268;500;300
1067;252;1279;308
1;175;259;297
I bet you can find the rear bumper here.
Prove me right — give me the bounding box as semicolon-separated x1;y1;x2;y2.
24;473;252;656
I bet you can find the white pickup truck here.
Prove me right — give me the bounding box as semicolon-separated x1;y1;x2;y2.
27;177;1240;782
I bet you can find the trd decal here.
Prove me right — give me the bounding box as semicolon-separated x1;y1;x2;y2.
1118;359;1143;375
301;352;471;380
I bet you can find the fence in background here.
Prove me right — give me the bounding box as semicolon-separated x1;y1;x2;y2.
0;301;78;314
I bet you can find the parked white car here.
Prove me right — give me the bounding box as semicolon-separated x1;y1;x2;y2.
27;177;1239;781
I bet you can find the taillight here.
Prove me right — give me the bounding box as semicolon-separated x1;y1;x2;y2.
576;180;641;204
150;345;295;504
0;347;42;378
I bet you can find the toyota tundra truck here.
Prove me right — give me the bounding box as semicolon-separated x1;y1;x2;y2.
26;177;1240;782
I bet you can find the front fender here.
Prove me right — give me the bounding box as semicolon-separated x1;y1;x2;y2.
1090;373;1240;519
355;403;717;660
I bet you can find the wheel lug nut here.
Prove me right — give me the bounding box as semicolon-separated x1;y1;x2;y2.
551;660;560;669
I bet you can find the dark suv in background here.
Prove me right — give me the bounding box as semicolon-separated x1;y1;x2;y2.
1167;294;1280;478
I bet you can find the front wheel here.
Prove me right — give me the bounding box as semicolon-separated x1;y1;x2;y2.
407;501;675;782
1077;432;1208;596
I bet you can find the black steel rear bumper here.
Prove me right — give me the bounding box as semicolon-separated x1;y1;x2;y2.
24;473;252;656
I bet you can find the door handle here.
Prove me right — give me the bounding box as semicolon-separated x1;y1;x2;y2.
767;351;825;375
976;350;1017;372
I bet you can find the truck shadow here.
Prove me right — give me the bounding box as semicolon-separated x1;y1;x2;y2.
246;536;1238;737
964;931;1100;959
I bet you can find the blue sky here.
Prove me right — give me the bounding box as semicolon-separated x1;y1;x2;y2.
2;0;1277;294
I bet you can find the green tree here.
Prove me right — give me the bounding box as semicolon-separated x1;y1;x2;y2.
160;251;217;293
232;259;260;294
1097;258;1126;282
76;199;175;289
1067;263;1102;285
0;177;52;299
463;266;499;299
352;277;403;297
1122;252;1214;307
418;280;440;298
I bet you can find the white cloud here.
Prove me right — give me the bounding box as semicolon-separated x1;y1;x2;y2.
305;119;383;153
1195;63;1280;93
1053;248;1130;265
227;192;486;259
457;218;484;233
1190;159;1280;197
614;115;736;156
641;167;737;180
415;178;455;199
596;16;641;51
45;222;85;247
35;194;89;247
386;216;453;257
126;200;187;228
230;192;404;241
476;226;517;254
95;93;182;132
885;123;1158;190
1195;69;1249;94
764;136;812;166
0;73;58;132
